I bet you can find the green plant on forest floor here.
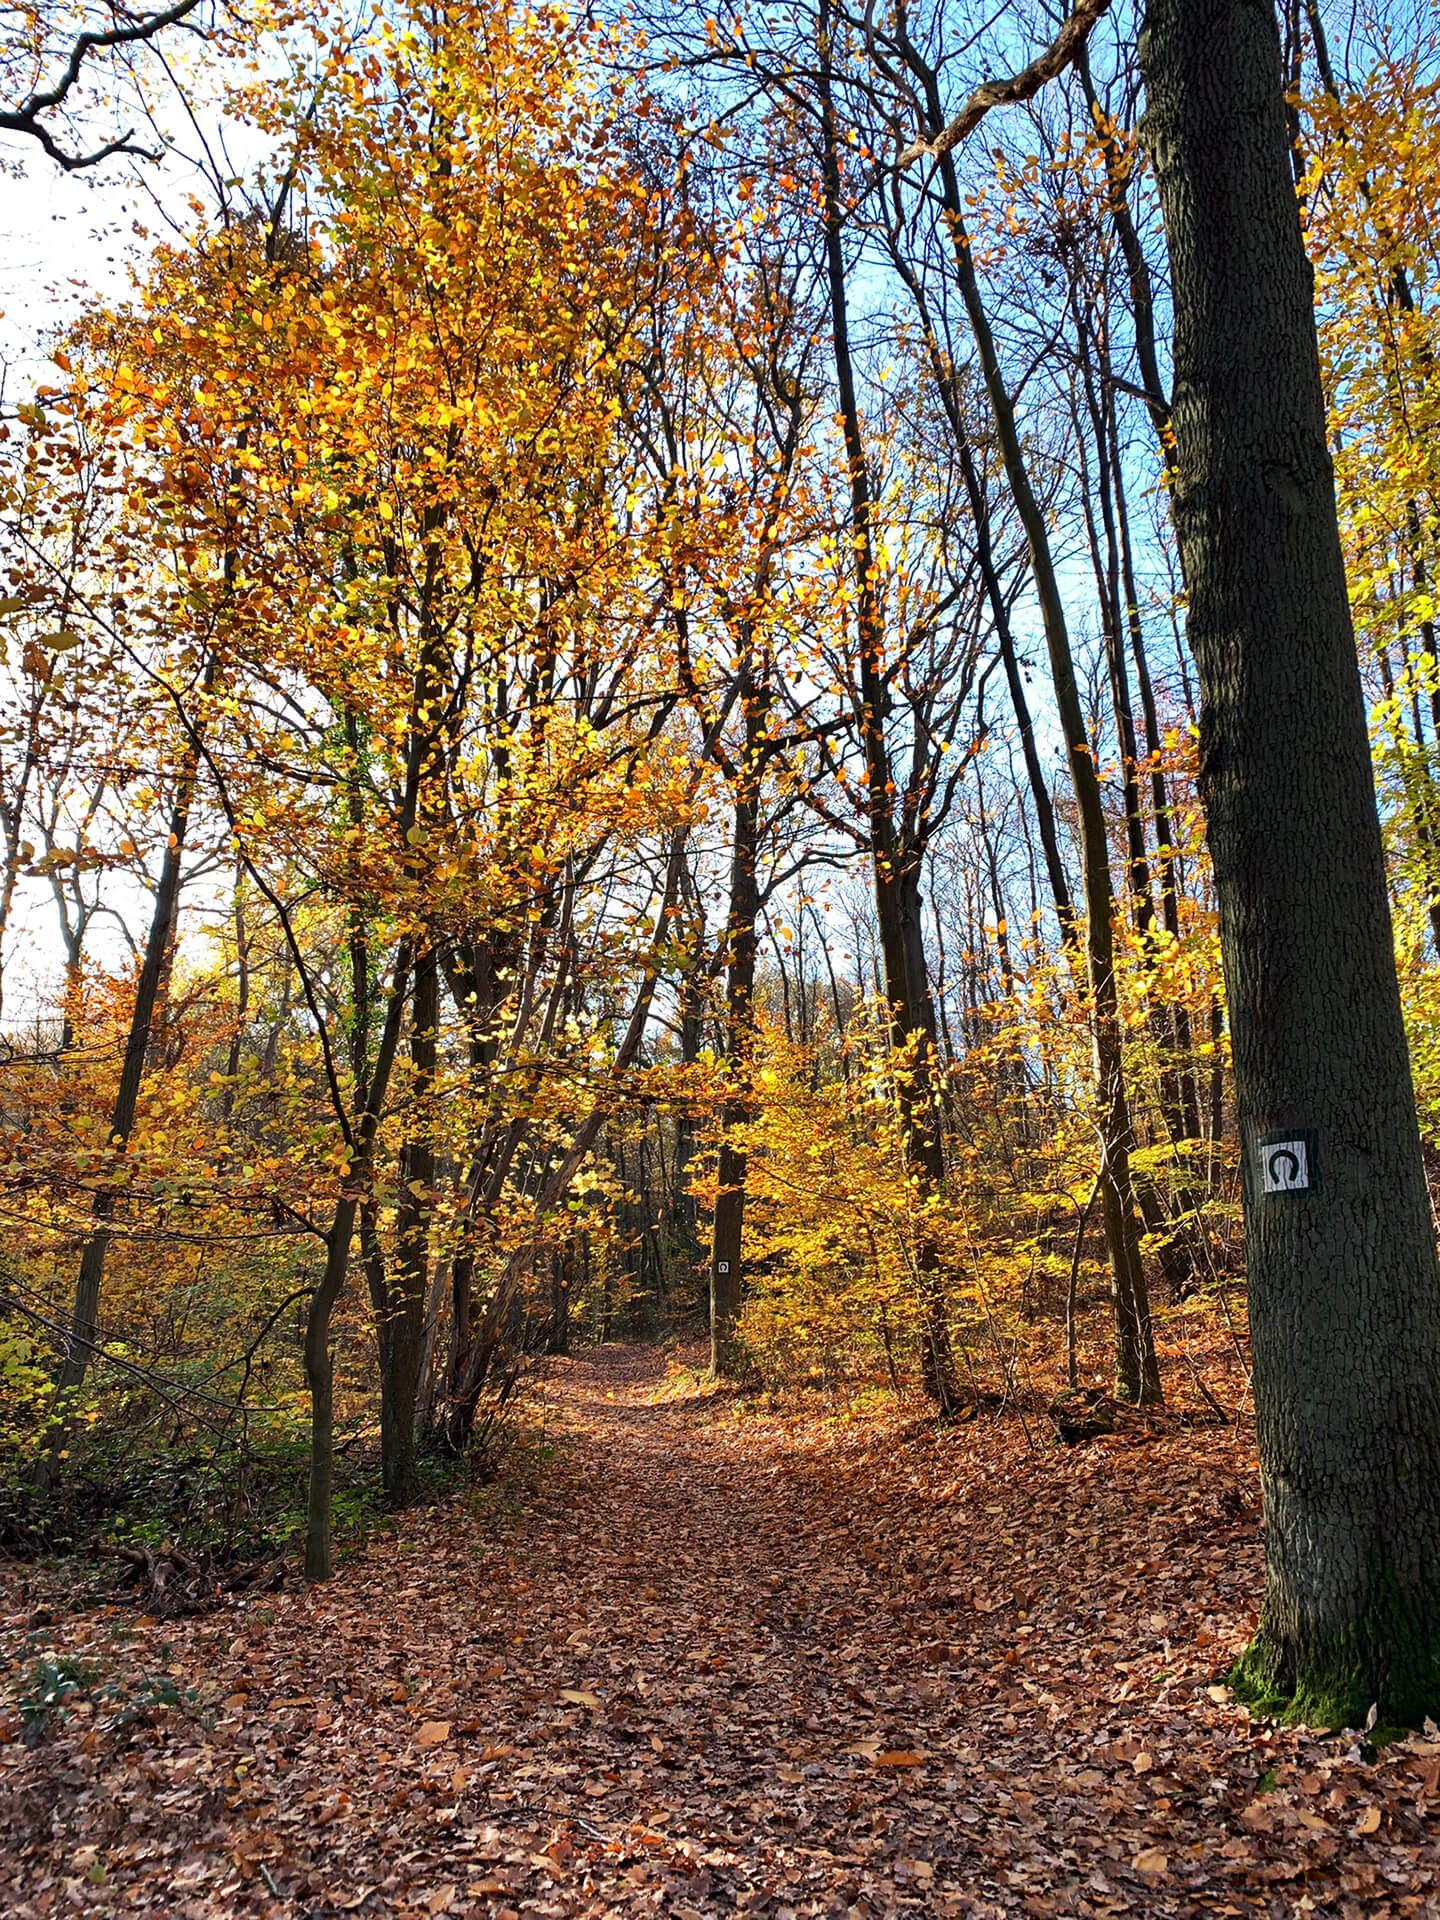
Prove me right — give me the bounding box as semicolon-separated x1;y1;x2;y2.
18;1653;99;1744
15;1646;199;1745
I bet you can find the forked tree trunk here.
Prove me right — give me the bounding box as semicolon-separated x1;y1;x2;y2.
61;756;198;1389
818;2;959;1412
304;941;413;1581
1141;0;1440;1725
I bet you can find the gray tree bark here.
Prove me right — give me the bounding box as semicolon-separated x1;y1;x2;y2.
1141;0;1440;1724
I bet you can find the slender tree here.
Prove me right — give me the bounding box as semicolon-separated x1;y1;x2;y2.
886;13;1161;1404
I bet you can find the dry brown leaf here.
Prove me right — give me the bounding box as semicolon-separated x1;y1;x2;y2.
415;1720;451;1748
9;1345;1428;1920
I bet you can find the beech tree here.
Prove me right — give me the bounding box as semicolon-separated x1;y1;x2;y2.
1140;0;1440;1724
882;4;1162;1405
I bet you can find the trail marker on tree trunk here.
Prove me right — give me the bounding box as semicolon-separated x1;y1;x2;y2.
1255;1133;1316;1195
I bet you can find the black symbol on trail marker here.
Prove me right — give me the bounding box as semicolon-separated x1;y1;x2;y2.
716;1259;730;1274
1257;1130;1316;1195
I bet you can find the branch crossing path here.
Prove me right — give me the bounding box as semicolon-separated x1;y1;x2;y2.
6;1343;1440;1914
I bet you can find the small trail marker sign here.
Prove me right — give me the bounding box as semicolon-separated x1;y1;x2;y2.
1257;1132;1315;1194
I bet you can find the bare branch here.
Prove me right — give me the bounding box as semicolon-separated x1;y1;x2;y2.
897;0;1113;168
1;0;206;171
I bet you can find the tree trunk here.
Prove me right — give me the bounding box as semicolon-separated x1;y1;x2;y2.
876;201;1079;962
61;758;197;1388
547;1239;575;1354
670;877;707;1274
916;110;1159;1404
710;784;759;1380
818;2;959;1412
375;947;437;1508
443;827;691;1438
957;429;1078;956
1141;0;1440;1725
304;1195;359;1583
304;942;413;1581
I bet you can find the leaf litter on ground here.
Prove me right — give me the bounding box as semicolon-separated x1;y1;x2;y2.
4;1342;1440;1917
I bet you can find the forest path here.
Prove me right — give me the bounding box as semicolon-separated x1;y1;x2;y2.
6;1343;1439;1916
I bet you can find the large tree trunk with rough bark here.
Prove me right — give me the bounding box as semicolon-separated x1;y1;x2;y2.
1141;0;1440;1726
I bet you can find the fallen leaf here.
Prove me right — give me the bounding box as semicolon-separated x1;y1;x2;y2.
5;1345;1389;1920
1355;1805;1382;1835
